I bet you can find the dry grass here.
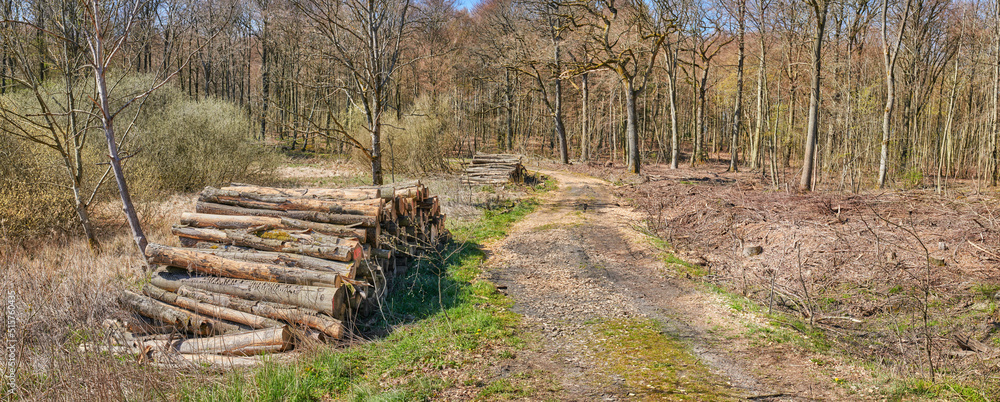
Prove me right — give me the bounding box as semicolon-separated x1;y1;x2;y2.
0;192;196;400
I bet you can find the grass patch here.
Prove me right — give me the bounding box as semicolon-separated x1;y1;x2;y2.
593;319;737;400
176;196;543;400
885;378;994;402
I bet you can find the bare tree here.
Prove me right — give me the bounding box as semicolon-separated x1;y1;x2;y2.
296;0;415;185
877;0;911;188
567;0;668;174
799;0;829;192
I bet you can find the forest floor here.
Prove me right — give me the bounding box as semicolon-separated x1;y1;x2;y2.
484;168;861;400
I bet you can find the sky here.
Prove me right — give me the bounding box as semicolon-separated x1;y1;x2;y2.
455;0;480;11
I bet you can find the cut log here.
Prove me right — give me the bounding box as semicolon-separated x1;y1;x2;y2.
188;243;355;277
180;212;367;242
200;186;382;216
142;284;282;329
150;271;345;318
196;201;379;232
180;353;269;369
146;243;345;286
223;184;387;201
176;286;345;339
118;291;241;336
180;326;291;356
171;226;363;262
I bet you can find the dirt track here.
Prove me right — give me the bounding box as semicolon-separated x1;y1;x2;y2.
485;169;858;401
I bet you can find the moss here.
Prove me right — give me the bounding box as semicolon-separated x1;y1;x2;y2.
258;229;295;242
593;319;738;400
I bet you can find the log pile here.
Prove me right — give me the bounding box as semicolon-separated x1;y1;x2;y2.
112;181;446;368
462;153;526;185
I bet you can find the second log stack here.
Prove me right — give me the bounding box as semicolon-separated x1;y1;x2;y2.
461;153;525;185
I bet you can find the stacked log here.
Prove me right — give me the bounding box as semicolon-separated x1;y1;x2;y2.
461;153;526;185
116;180;447;367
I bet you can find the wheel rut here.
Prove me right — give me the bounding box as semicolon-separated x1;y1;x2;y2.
485;169;842;401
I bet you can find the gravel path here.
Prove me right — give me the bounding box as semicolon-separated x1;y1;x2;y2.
485;169;849;401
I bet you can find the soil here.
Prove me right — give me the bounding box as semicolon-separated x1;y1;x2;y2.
484;169;865;401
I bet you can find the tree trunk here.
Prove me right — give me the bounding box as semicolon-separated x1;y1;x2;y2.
667;47;680;170
171;226;363;262
199;187;382;217
625;78;640;174
694;65;709;165
878;0;910;188
731;0;746;173
195;202;379;229
144;326;292;356
189;244;361;277
581;73;590;161
553;38;568;164
89;6;147;255
800;1;828;192
176;286;345;339
751;34;767;170
180;212;367;242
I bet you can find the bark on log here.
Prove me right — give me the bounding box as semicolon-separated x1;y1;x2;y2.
180;353;269;368
188;243;355;277
176;286;345;339
222;185;387;201
150;271;345;318
146;243;345;286
195;201;379;233
180;212;367;242
144;326;292;356
200;186;382;216
118;291;241;336
171;226;363;262
180;326;291;355
142;284;282;329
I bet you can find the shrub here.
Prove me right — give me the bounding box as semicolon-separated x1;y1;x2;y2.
0;136;77;238
381;94;458;175
130;94;279;194
0;74;279;239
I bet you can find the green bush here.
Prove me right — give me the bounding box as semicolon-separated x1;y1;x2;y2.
381;94;458;175
0;136;77;237
130;93;279;194
0;74;278;239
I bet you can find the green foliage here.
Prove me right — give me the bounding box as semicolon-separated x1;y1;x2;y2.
381;94;459;175
902;167;925;189
0;136;77;237
130;85;278;195
0;74;278;238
